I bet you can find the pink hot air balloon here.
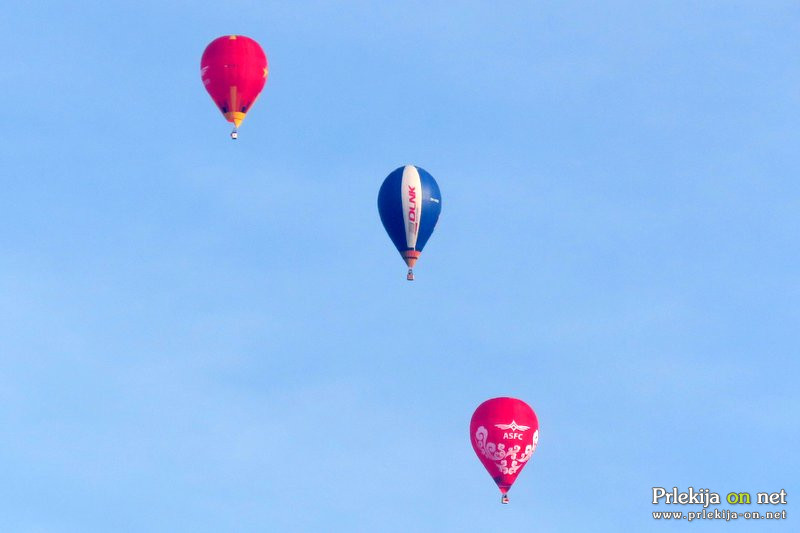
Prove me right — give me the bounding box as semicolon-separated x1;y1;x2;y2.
470;397;539;503
201;35;268;139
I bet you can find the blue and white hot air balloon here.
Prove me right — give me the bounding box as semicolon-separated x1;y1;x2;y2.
378;165;442;280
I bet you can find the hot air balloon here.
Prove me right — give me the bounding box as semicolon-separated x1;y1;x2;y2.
377;165;441;280
200;35;268;139
470;397;539;504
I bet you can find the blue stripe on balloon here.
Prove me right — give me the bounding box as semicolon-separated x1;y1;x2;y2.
415;166;441;253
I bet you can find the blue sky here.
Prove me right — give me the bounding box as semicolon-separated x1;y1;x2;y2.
1;1;798;531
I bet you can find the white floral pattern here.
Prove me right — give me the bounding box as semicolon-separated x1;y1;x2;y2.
475;426;538;475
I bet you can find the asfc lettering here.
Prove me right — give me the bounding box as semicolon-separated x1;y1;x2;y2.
503;432;524;440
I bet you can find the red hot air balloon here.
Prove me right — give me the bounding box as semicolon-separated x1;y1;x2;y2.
470;397;539;504
200;35;268;139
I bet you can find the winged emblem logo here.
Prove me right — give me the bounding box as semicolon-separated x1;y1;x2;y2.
494;420;530;432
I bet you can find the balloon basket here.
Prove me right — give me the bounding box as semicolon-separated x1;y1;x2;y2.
501;494;509;504
231;129;238;140
406;269;414;281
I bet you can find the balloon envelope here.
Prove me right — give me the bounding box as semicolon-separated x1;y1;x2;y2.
200;35;268;130
470;397;539;499
377;165;441;278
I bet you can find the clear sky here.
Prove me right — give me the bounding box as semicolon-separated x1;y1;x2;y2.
1;2;798;531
